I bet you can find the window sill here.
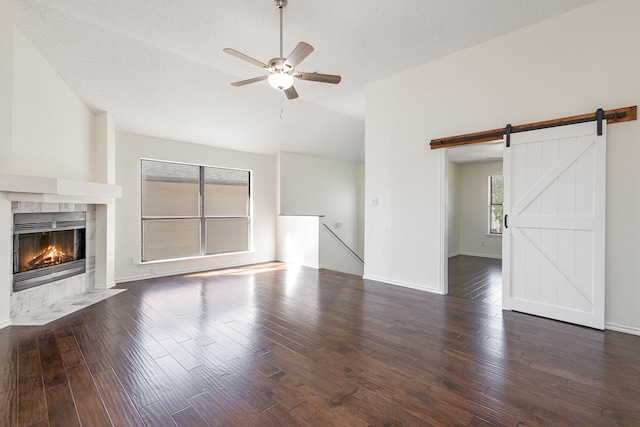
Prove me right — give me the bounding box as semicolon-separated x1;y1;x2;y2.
485;233;502;238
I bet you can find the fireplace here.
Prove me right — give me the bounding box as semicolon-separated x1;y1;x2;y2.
13;212;86;292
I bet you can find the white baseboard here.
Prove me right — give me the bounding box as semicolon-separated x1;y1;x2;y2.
605;322;640;336
448;251;460;258
459;251;502;260
0;319;12;329
93;282;117;290
363;274;444;295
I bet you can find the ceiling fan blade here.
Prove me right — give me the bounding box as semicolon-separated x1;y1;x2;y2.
284;42;314;68
230;75;269;87
223;48;267;68
284;86;299;100
294;72;341;84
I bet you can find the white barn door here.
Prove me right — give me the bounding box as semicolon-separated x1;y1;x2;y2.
502;121;606;329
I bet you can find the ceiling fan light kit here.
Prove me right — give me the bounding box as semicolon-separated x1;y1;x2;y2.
268;73;294;90
224;0;341;100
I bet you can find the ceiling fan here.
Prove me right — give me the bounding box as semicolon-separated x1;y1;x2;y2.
223;0;341;100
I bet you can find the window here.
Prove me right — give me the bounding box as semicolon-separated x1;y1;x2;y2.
141;159;251;262
489;175;503;234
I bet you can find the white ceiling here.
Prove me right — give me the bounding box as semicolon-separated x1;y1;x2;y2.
13;0;596;163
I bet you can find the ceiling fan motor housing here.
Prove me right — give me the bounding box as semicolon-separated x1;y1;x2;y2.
268;58;292;73
274;0;287;9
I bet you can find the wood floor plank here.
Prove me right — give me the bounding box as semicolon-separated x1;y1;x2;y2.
118;370;160;409
196;384;273;426
45;384;81;427
207;319;268;354
0;388;17;426
171;405;210;427
0;331;18;365
17;332;48;426
135;360;192;415
227;356;303;411
285;377;368;427
138;401;178;427
17;376;48;426
0;363;16;394
267;342;318;371
64;363;113;426
55;335;85;369
157;337;203;371
93;368;146;427
217;371;278;413
70;324;112;374
448;255;502;306
189;391;237;427
154;354;206;399
85;324;139;377
119;320;170;359
37;330;67;389
260;403;302;427
2;262;640;426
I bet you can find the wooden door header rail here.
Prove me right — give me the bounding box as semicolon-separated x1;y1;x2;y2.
430;105;637;149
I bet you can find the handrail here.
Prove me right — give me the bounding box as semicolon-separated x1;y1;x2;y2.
322;224;364;264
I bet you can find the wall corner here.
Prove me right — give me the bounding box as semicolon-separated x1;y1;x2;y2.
94;112;117;289
0;0;14;173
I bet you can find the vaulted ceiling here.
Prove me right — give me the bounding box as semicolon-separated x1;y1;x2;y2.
14;0;597;163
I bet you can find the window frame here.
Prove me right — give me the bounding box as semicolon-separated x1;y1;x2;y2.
488;174;504;235
140;158;252;263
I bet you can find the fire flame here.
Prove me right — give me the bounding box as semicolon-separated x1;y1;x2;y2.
28;244;72;268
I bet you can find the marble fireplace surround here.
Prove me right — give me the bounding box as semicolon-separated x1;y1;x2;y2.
0;173;122;327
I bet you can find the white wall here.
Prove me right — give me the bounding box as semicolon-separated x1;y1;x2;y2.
458;161;503;258
0;1;12;172
0;195;10;327
279;152;363;257
276;216;321;268
319;225;364;276
0;1;14;326
0;20;101;325
365;0;640;332
356;163;365;257
115;132;277;282
447;161;460;257
10;27;95;180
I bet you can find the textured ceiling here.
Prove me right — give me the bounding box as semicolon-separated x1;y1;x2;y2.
13;0;596;163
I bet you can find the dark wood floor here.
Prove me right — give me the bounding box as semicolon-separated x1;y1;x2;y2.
1;262;640;426
448;255;502;306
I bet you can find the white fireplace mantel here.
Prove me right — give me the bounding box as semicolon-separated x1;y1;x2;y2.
0;173;122;328
0;173;122;204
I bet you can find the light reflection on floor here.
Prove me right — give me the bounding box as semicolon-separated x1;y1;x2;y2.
185;262;287;278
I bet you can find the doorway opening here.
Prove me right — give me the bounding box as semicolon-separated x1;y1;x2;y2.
446;141;503;306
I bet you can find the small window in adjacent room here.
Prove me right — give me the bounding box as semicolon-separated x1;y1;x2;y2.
141;159;251;262
489;175;504;234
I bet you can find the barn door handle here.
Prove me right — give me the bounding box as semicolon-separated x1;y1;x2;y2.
504;214;508;229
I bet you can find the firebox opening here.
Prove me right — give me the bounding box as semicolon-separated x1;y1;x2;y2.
17;229;85;273
13;211;87;293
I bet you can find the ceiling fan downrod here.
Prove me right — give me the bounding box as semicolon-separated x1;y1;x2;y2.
275;0;287;58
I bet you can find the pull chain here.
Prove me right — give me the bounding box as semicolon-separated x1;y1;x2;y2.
280;93;285;119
